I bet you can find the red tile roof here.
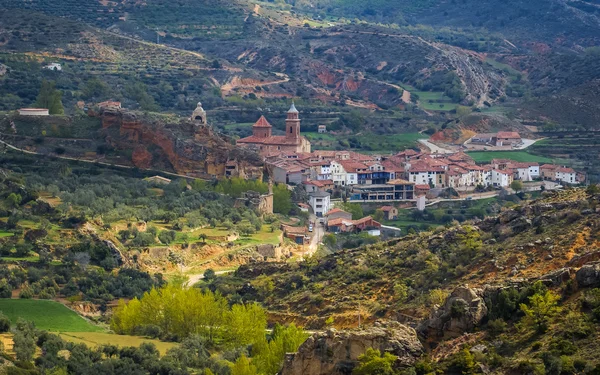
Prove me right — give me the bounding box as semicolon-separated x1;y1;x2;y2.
326;208;350;216
253;115;272;128
415;184;430;190
338;161;369;173
496;131;521;139
238;135;306;145
304;180;333;187
380;206;395;212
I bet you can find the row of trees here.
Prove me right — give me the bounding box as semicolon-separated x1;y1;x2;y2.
111;283;308;374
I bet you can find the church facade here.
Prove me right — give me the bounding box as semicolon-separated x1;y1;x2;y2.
236;103;311;155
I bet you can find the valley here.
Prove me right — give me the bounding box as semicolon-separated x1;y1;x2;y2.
0;0;599;374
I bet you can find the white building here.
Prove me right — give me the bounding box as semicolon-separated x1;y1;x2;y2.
555;167;577;184
491;169;513;187
308;190;331;218
43;63;62;71
513;163;540;182
330;161;348;186
18;108;49;116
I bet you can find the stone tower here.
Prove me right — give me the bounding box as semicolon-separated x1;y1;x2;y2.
191;102;207;125
285;102;300;141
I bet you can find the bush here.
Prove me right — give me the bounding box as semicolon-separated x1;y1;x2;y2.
0;312;11;333
487;319;507;337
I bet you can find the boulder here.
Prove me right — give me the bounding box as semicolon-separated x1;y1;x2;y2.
576;262;600;287
418;286;488;337
280;322;423;375
538;268;572;286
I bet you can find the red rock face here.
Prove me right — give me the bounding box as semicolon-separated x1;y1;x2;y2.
99;109;263;179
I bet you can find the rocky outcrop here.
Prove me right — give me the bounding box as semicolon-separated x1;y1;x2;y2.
280;321;423;375
576;262;600;287
418;286;488;338
99;108;263;179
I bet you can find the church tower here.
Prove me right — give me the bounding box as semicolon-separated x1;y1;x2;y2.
285;102;300;140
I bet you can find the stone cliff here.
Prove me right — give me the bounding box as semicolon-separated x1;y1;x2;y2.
98;108;263;179
280;321;423;375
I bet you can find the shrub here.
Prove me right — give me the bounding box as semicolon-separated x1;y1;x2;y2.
487;319;507;337
0;312;11;333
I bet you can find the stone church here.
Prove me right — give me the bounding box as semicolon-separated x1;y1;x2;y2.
236;103;311;155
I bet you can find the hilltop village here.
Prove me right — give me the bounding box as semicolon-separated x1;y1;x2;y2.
229;104;584;214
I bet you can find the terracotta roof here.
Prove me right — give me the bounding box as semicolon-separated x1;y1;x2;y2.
253;115;272;128
354;216;381;226
304;179;333;187
282;225;306;234
326;208;350;216
415;184;430;190
557;167;576;173
387;179;414;185
338;161;369;173
496;131;521;139
298;203;310;209
327;218;354;227
380;206;395;212
493;169;511;175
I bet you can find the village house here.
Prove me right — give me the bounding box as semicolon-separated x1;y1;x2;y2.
541;164;579;184
494;131;522;147
308;190;330;217
491;169;513;187
405;159;447;188
380;206;398;220
268;159;310;185
237;104;311;155
326;215;381;234
303;179;334;193
318;125;327;133
511;162;540;181
325;208;353;223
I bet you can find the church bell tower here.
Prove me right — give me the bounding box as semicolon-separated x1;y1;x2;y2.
285;102;300;140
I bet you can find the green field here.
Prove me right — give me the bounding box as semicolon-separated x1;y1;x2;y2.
60;332;177;355
466;151;553;163
0;231;13;238
0;299;103;332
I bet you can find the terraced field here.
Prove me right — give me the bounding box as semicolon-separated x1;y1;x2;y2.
0;299;103;332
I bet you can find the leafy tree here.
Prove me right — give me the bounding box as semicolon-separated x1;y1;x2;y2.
0;312;11;333
203;269;216;281
352;348;397;375
273;184;292;215
82;77;109;100
336;202;363;220
158;230;177;244
231;355;257;375
224;303;268;349
36;80;64;115
511;180;524;192
13;318;37;362
520;289;561;333
5;192;21;208
394;282;408;304
373;209;384;223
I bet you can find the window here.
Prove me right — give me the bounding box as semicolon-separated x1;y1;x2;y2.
289;127;292;133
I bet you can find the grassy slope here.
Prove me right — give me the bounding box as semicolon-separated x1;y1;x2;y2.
467;150;553;163
0;299;103;332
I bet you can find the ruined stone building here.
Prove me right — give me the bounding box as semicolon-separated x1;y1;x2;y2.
236;103;311;156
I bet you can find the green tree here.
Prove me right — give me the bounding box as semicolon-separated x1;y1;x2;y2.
224;303;267;349
82;77;109;100
231;355;258;375
511;180;524;192
520;289;561;333
336;202;363;220
36;80;64;115
0;312;11;333
353;348;397;375
373;209;384;223
273;184;292;214
13;318;37;362
4;192;21;208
